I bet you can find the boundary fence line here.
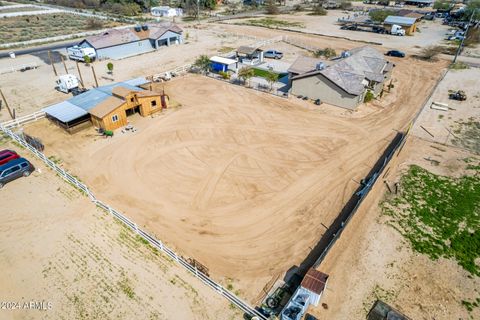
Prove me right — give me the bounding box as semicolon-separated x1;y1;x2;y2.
0;124;267;320
1;111;46;129
312;69;451;269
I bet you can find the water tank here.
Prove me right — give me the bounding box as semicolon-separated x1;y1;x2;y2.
142;24;149;31
134;25;142;32
316;62;325;70
341;51;351;58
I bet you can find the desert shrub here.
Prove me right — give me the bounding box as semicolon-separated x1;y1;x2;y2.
364;90;374;103
265;0;279;15
418;45;443;61
310;4;327;16
86;18;104;30
313;47;336;59
219;71;230;79
450;62;469;70
340;1;352;9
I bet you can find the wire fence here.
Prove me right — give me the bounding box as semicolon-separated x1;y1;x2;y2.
0;123;267;320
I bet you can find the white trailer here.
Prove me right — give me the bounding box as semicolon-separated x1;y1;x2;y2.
56;74;79;93
67;46;96;62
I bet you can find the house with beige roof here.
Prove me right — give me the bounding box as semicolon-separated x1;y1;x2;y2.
78;23;183;60
290;46;393;109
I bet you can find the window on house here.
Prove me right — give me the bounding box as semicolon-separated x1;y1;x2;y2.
130;97;134;102
151;100;157;107
112;115;119;122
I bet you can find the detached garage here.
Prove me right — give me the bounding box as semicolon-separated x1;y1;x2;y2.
78;23;183;60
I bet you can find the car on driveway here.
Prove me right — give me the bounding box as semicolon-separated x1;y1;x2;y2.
0;149;20;166
264;50;283;59
0;158;35;188
386;50;406;58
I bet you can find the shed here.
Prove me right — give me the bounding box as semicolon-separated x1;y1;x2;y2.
236;46;264;65
384;16;417;35
210;56;238;72
300;268;329;306
43;80;167;132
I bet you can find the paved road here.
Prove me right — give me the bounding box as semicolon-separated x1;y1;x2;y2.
0;41;77;58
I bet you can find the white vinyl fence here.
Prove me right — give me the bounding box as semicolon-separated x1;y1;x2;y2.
0;124;266;320
2;111;46;129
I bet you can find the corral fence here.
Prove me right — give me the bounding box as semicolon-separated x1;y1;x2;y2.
1;110;46;129
0;123;267;320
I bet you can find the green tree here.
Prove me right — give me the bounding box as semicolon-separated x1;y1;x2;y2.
83;55;92;65
238;67;255;86
265;71;279;90
433;0;451;10
193;55;211;74
266;0;279;15
463;0;480;21
107;62;114;75
369;9;395;22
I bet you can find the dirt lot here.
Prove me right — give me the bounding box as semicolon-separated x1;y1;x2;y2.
411;67;480;154
221;11;452;52
0;137;238;320
310;135;480;320
0;13;123;44
23;54;446;301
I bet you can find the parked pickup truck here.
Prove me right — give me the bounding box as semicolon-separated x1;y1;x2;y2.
264;50;283;59
0;158;35;189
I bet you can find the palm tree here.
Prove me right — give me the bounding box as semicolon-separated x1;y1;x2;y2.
265;71;279;91
238;67;255;87
193;55;211;74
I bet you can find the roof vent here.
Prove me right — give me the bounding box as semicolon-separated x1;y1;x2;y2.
142;24;148;31
134;25;142;32
341;51;351;58
316;62;325;71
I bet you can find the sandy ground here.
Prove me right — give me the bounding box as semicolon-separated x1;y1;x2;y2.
0;138;239;320
221;11;452;51
411;67;480;153
308;136;480;320
22;54;447;302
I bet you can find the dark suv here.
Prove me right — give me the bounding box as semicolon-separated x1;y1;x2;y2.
386;50;405;58
0;158;35;188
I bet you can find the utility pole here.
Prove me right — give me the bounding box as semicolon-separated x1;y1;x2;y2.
60;55;68;74
0;89;15;120
76;62;85;89
453;9;476;63
48;51;58;76
91;66;99;88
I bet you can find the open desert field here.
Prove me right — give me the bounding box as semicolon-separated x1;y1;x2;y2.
23;54;447;301
0;137;238;320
